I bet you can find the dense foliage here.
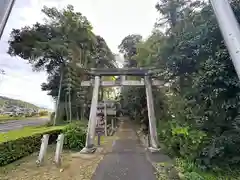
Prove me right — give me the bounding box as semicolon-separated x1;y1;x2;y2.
120;0;240;173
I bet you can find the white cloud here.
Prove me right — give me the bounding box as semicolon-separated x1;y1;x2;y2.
0;0;158;109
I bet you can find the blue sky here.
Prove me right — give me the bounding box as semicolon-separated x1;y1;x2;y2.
0;0;158;109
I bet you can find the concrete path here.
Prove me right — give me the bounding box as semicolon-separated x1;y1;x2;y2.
91;118;157;180
0;118;49;132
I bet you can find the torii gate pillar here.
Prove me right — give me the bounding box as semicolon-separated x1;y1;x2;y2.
80;75;100;153
144;75;159;151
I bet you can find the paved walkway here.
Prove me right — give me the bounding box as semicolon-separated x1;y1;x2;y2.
91;118;157;180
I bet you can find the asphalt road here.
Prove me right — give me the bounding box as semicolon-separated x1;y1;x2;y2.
0;118;50;132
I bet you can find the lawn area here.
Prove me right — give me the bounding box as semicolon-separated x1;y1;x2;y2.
0;120;88;143
0;115;28;121
0;125;65;143
0;115;49;123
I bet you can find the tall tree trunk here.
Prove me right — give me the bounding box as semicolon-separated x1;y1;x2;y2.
81;105;84;120
76;111;79;120
69;90;72;122
76;106;79;120
54;65;64;125
65;93;69;121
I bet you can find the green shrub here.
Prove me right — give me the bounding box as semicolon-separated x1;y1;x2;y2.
199;130;240;168
175;158;240;180
158;120;207;159
63;122;86;150
0;129;62;166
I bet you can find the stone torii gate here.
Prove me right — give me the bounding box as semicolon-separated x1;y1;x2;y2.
80;68;163;153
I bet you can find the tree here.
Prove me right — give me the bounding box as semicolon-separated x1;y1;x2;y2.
118;34;142;67
7;5;116;123
95;35;117;68
155;0;204;30
8;5;97;73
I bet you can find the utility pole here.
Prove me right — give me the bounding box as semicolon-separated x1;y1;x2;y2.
0;0;16;39
210;0;240;79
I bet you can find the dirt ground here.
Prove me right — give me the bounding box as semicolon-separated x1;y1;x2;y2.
0;136;116;180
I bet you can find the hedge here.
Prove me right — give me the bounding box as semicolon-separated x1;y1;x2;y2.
0;122;86;166
0;128;62;166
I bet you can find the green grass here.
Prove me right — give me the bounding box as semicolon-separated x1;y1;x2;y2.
0;125;65;143
0;116;31;122
0;115;25;121
0;120;88;143
0;115;49;123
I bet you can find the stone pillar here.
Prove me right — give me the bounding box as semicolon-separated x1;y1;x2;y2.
144;75;159;151
54;134;64;166
36;134;49;165
80;76;100;153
